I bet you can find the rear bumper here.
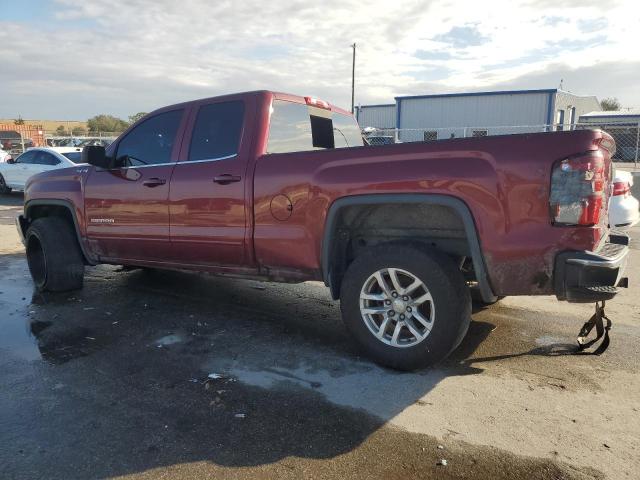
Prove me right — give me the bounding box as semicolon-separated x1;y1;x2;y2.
554;233;629;303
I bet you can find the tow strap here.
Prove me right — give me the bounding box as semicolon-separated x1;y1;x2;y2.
576;301;611;355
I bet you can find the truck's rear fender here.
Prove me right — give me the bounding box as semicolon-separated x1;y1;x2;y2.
321;194;496;302
23;199;96;265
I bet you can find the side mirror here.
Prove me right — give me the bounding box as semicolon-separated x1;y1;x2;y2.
82;145;111;168
6;157;15;164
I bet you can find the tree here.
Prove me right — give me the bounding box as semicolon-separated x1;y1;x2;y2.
128;112;148;125
55;125;68;136
600;97;621;111
87;114;129;133
71;126;87;136
14;116;25;125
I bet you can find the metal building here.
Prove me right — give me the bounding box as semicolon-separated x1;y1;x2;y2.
357;89;600;142
579;110;640;162
355;104;396;129
579;109;640;125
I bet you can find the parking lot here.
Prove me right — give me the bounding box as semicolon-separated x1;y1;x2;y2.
0;192;638;480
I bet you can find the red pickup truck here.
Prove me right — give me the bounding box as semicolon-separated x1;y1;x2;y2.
16;90;629;369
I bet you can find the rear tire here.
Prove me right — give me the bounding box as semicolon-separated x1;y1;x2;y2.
25;217;84;292
0;174;11;194
340;244;471;371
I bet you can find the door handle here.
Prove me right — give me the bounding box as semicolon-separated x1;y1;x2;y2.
142;177;166;187
213;174;241;185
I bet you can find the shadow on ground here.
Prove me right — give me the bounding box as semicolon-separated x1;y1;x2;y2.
0;252;602;479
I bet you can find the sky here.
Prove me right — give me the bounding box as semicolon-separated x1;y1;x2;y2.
0;0;638;120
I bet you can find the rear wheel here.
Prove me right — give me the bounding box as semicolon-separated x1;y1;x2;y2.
0;174;11;194
340;244;471;370
26;217;84;291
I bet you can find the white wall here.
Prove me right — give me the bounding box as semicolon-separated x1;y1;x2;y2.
356;104;396;129
397;92;551;142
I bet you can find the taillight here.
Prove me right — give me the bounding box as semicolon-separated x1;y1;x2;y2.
549;153;607;226
612;181;630;197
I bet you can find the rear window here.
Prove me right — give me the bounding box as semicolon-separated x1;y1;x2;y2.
266;100;363;154
62;151;82;163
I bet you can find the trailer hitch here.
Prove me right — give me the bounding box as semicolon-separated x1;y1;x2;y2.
576;301;611;355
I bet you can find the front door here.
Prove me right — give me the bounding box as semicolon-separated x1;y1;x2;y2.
84;108;186;263
5;150;37;187
169;98;252;267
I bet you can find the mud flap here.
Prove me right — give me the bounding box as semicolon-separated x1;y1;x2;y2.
576;301;611;355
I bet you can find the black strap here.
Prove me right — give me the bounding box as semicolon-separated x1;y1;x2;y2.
576;301;611;355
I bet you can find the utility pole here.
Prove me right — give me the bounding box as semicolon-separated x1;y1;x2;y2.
351;43;356;114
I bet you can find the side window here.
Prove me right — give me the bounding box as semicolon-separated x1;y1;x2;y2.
189;101;244;161
33;152;60;166
116;109;183;167
16;151;36;164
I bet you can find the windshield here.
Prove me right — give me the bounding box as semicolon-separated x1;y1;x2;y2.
62;151;82;163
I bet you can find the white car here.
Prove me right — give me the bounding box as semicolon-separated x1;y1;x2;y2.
609;170;640;227
0;147;84;194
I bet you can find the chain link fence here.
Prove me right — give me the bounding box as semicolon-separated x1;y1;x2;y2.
0;129;119;156
363;122;640;165
43;131;119;149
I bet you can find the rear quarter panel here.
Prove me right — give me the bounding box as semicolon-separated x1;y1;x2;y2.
253;129;610;295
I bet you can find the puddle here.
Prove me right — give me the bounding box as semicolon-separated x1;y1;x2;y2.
0;257;112;364
36;326;109;364
228;363;447;420
156;334;185;346
0;259;42;361
535;335;564;346
0;313;43;362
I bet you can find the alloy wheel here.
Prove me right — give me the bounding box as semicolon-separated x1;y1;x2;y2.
359;267;435;348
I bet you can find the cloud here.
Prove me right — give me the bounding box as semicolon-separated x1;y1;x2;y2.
0;0;638;120
432;25;489;48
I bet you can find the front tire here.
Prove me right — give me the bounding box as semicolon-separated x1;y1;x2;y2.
0;174;11;194
25;217;85;291
340;244;471;371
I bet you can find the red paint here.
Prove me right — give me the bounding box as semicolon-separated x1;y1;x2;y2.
24;90;614;296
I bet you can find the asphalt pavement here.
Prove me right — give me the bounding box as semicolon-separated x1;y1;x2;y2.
0;192;638;480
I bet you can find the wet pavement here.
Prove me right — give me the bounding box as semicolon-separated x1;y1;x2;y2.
0;192;638;479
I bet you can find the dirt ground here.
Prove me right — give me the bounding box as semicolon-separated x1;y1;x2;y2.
0;191;638;480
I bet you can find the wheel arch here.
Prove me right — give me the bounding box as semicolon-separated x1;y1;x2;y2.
24;199;95;265
321;194;496;303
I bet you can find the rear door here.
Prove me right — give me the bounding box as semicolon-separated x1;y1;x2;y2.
169;98;253;267
84;108;187;262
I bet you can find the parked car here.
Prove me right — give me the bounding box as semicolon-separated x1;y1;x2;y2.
609;170;639;227
0;147;83;194
47;146;82;154
78;138;112;147
365;135;396;146
15;91;628;370
2;138;35;156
